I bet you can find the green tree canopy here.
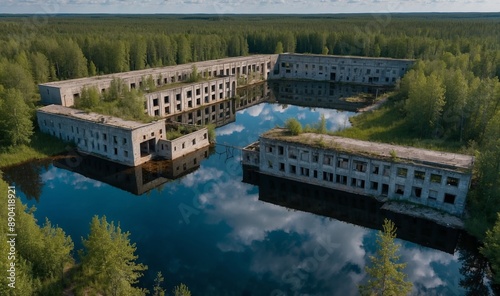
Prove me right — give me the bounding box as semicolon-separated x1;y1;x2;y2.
359;219;413;296
285;118;303;135
0;88;34;146
405;71;445;137
78;215;148;296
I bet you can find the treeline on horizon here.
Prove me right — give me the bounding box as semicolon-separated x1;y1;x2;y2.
0;14;499;82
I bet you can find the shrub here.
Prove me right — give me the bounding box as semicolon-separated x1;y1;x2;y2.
286;118;303;135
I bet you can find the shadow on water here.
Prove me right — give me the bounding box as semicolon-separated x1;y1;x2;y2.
1;158;53;202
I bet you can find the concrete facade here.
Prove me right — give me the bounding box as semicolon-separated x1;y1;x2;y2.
269;53;414;85
37;105;209;166
157;123;210;160
39;55;278;107
144;76;236;118
243;128;474;216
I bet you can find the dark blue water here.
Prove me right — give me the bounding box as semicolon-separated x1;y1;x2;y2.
3;84;486;295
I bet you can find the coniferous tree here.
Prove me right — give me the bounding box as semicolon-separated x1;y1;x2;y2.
359;219;413;296
78;215;148;296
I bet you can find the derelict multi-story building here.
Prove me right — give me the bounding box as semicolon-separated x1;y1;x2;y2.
144;76;236;118
269;53;414;85
243;128;474;215
38;55;278;107
37;105;210;167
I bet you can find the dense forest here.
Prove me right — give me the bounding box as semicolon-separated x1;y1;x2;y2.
0;13;499;294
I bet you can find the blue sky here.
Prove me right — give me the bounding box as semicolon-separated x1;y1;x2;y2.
1;0;500;14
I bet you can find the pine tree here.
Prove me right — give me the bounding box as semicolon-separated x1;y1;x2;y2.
359;219;413;296
78;215;148;296
173;283;191;296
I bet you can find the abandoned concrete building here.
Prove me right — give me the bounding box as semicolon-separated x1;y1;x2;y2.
144;76;236;117
37;105;209;166
243;128;474;215
163;81;272;127
269;53;414;85
38;55;277;107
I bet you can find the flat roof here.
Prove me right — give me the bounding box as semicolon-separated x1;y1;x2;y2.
39;54;276;89
37;105;161;130
261;128;474;172
280;53;415;62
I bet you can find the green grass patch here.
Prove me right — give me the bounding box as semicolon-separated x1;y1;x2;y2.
0;130;68;168
334;100;467;153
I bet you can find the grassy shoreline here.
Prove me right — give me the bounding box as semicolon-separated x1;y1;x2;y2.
0;130;68;169
334;99;470;154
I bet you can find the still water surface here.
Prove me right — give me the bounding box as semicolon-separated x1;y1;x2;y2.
2;82;486;295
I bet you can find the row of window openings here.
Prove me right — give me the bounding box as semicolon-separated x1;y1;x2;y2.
75;62;270;97
76;139;129;158
172;137;205;151
266;146;459;187
282;62;404;73
277;162;458;205
154;92;226;108
53;122;163;144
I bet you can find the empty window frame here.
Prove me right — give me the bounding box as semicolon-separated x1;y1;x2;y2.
397;167;408;178
353;160;367;172
430;174;442;184
414;170;425;181
412;186;422;198
446;177;459;187
335;174;347;185
324;155;334;166
444;193;456;204
336;157;349;169
395;184;405;195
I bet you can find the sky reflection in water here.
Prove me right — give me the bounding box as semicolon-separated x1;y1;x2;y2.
12;100;465;295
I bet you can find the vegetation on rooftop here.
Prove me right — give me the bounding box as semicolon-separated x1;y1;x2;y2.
74;78;152;123
165;124;200;140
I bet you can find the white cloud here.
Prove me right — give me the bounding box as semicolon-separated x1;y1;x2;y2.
180;166;224;187
41;166;103;190
216;123;245;136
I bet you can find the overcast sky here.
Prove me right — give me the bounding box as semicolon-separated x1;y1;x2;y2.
2;0;500;14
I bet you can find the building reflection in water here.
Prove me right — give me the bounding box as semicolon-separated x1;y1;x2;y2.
54;146;212;196
243;165;460;254
269;80;387;111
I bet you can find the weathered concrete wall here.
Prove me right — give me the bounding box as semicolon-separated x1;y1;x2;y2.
144;76;236;118
37;105;165;166
39;55;278;106
242;142;260;167
243;131;473;216
157;126;209;160
269;53;414;85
